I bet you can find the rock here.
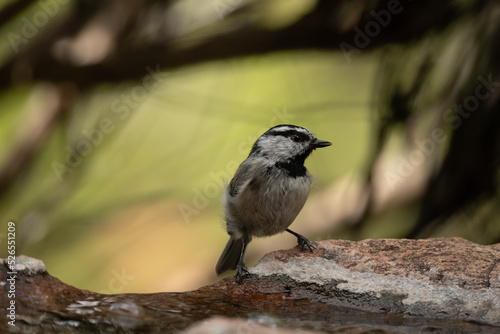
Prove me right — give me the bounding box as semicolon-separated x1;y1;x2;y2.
1;238;499;333
251;237;500;325
179;316;324;334
2;255;47;276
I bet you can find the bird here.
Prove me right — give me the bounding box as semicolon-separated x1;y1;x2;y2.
215;124;331;283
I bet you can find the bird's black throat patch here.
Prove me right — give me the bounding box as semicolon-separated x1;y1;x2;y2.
274;149;313;177
275;160;307;178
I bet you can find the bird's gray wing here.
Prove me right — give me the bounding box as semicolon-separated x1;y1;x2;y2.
228;159;252;197
228;158;268;197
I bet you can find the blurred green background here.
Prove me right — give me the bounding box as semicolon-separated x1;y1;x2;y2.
1;0;499;293
0;51;375;292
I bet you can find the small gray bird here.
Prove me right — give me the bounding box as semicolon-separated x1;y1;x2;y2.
216;124;331;283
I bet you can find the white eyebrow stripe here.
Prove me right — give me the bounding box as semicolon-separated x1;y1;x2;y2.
268;126;311;136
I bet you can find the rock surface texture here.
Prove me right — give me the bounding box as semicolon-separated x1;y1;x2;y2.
1;238;499;333
252;238;500;324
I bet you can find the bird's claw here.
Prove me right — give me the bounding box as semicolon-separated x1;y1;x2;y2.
235;264;250;284
297;235;315;252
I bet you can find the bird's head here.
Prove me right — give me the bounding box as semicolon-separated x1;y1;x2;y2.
250;124;331;164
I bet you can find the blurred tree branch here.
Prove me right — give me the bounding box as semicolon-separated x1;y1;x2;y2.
0;0;460;92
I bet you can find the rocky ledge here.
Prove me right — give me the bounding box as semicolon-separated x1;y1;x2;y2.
1;238;499;333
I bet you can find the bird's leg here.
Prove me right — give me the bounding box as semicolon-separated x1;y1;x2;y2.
235;239;250;284
286;228;315;252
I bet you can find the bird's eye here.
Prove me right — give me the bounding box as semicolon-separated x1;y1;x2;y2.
291;135;301;142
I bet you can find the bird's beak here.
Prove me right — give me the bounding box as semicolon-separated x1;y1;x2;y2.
312;139;332;148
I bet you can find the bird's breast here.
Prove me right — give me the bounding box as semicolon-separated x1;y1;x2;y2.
227;168;313;238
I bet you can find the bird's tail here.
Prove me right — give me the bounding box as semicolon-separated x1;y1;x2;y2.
215;238;243;275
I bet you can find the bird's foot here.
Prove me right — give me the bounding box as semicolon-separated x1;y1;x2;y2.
235;264;250;284
286;228;315;252
296;234;315;252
